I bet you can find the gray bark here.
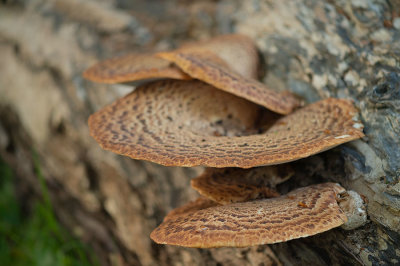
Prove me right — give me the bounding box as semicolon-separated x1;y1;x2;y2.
0;0;399;265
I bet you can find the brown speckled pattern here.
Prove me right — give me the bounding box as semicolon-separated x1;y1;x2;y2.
88;79;364;168
191;166;294;204
163;197;219;222
157;50;301;114
150;183;348;248
83;53;191;83
180;34;260;79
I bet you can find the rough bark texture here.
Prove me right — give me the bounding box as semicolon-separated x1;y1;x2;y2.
0;0;399;265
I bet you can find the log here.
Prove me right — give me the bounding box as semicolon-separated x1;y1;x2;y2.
0;0;399;265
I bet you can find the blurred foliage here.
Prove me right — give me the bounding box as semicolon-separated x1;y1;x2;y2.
0;156;98;266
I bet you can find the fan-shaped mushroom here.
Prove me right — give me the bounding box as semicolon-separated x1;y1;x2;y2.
83;33;367;251
191;166;294;204
178;34;260;79
83;53;191;84
157;49;300;114
151;183;349;248
82;34;260;85
88;79;364;168
163;197;219;222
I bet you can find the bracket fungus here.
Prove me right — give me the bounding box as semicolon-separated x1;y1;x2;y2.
157;49;300;114
163;197;219;223
88;82;364;168
82;34;258;83
178;34;260;79
150;183;357;248
84;33;367;250
83;53;191;84
83;33;300;114
191;166;294;204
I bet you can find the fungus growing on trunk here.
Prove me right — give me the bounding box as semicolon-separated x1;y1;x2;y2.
83;53;191;83
191;166;294;204
83;33;367;250
150;183;352;248
82;34;259;84
157;49;300;114
177;34;260;79
163;197;219;222
88;80;364;168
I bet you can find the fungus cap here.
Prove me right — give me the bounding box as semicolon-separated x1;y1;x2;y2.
191;166;294;204
82;34;257;84
156;49;300;114
163;197;219;222
88;79;364;168
83;53;191;83
179;34;260;79
150;183;348;248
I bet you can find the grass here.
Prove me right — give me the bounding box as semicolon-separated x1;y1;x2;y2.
0;156;99;266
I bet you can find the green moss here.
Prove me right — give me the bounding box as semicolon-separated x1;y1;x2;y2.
0;157;99;266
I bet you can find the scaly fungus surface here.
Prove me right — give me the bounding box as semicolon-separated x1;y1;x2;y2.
163;197;219;222
157;49;300;114
83;53;191;83
178;34;260;79
84;33;367;250
88;79;364;168
191;166;294;204
150;183;348;248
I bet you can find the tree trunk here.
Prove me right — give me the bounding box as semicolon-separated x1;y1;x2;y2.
0;0;399;265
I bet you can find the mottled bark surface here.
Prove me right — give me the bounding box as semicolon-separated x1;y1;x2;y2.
0;0;399;265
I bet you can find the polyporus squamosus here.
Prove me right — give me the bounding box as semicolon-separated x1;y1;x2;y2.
151;183;352;248
84;34;367;248
83;53;191;84
190;165;294;204
83;34;258;83
88;83;363;168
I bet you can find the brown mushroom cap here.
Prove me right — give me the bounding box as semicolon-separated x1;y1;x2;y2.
83;53;191;83
191;166;294;204
179;34;260;79
163;197;219;222
88;79;364;168
82;34;257;84
151;183;348;248
156;49;300;114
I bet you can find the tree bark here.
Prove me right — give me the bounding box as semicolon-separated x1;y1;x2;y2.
0;0;399;265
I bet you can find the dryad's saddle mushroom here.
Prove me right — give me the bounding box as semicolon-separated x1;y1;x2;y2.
83;33;367;250
150;183;350;248
191;165;293;204
178;34;260;79
88;80;363;168
157;49;300;114
83;53;191;84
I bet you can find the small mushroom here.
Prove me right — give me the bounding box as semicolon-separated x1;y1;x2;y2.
83;53;191;84
150;183;349;248
88;79;364;168
191;165;294;204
